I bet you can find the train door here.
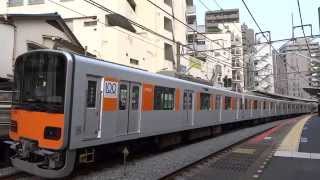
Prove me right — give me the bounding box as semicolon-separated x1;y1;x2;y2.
128;83;141;134
84;76;103;139
117;81;141;135
117;82;130;136
183;90;194;126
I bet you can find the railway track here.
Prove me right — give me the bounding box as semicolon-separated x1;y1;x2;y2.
160;116;302;180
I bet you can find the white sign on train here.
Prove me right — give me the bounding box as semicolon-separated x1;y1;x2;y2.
104;80;118;98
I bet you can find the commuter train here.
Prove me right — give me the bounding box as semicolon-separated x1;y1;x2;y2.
7;50;315;178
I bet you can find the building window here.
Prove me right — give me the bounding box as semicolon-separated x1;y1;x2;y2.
154;86;175;110
8;0;23;7
200;93;211;110
130;58;139;65
126;0;136;11
224;96;232;110
164;0;172;7
164;16;173;32
187;34;194;43
164;43;174;61
28;0;44;5
84;21;97;27
197;40;205;45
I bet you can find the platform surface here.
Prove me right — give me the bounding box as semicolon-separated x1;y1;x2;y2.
181;115;320;180
261;115;320;180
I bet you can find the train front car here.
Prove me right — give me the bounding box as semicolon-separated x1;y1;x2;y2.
7;50;76;178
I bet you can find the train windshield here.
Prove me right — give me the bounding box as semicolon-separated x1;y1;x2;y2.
13;52;67;113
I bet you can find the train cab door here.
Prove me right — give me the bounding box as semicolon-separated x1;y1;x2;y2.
84;76;103;139
183;90;194;126
127;83;141;134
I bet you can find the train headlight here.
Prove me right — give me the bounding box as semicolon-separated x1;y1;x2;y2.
10;120;17;132
44;127;61;140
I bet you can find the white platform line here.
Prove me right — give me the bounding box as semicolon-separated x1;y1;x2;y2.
274;151;320;160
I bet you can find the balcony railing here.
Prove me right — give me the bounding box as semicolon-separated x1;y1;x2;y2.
186;6;196;15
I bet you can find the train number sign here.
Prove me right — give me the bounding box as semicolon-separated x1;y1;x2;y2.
104;80;118;98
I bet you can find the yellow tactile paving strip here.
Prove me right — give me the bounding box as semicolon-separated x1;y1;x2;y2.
278;115;312;152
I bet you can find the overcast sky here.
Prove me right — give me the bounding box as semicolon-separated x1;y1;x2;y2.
195;0;320;44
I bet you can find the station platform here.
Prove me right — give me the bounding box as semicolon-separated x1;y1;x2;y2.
182;114;320;180
261;115;320;180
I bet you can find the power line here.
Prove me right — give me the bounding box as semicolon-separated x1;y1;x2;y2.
145;0;233;62
49;0;240;72
296;0;312;56
83;0;248;70
240;0;310;84
47;0;165;51
212;0;223;10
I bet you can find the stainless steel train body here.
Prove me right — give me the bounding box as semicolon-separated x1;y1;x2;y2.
8;50;315;178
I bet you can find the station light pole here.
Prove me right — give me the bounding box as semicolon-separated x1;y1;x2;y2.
318;7;320;33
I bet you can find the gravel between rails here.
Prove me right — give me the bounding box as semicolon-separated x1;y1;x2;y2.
73;121;279;180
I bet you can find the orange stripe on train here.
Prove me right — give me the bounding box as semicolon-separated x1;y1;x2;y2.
10;109;64;150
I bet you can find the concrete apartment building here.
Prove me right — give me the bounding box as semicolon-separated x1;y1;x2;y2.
185;2;233;88
205;9;244;92
0;13;84;81
253;32;275;93
274;38;320;98
2;0;194;78
241;24;255;91
195;25;233;88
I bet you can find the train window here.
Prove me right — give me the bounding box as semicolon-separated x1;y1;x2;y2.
87;80;97;108
224;96;232;110
253;100;258;109
263;101;267;110
131;86;140;110
245;99;249;110
239;98;243;110
215;95;221;110
183;93;188;110
154;86;175;110
119;84;128;110
200;93;211;110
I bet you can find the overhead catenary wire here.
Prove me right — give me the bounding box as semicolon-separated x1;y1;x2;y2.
47;0;166;51
144;0;234;61
51;0;316;81
296;0;312;56
240;0;310;84
83;0;251;70
48;0;241;73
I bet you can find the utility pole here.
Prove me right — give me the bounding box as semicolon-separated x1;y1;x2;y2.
318;7;320;33
176;42;181;73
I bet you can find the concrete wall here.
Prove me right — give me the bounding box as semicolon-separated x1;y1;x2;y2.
0;23;14;79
